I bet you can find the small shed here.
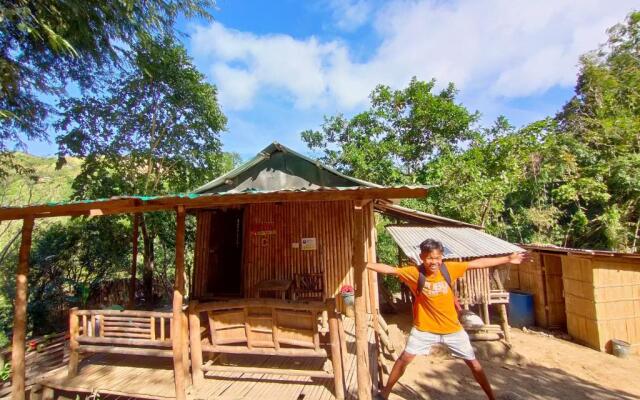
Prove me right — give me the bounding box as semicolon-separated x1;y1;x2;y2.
517;245;640;355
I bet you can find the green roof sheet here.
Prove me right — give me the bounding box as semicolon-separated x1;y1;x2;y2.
194;142;381;194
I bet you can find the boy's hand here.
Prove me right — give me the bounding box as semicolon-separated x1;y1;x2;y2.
508;252;529;264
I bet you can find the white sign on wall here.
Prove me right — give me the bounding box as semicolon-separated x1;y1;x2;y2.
301;237;317;251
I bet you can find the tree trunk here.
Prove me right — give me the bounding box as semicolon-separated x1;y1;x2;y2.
140;215;156;305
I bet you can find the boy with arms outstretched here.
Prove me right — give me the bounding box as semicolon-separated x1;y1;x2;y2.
367;239;526;400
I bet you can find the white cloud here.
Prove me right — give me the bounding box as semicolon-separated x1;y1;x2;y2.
327;0;373;32
191;0;635;111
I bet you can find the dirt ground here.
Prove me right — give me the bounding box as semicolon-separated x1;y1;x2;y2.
381;305;640;400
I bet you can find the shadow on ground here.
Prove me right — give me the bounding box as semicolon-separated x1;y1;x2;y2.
382;303;638;400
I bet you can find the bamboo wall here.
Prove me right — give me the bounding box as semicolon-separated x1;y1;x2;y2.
563;255;640;355
514;251;566;329
192;201;377;312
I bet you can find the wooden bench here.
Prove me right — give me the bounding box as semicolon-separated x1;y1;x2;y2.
188;298;346;399
67;308;178;377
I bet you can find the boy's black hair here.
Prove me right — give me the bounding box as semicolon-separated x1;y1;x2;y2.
419;238;444;254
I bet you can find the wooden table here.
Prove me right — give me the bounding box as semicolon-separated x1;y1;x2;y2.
255;279;293;300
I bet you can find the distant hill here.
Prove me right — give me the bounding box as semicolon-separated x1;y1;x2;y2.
0;153;82;252
1;153;83;208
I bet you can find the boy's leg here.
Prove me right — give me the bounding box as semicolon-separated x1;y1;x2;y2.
464;359;495;400
443;330;495;400
379;351;415;399
378;328;438;399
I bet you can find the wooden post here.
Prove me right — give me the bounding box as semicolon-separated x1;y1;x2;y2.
189;301;204;386
326;298;345;399
353;203;372;399
172;206;187;400
498;304;512;344
366;205;385;388
182;312;190;383
129;213;140;308
68;307;80;377
10;216;34;400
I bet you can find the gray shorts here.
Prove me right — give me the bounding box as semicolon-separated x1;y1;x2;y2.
405;327;476;360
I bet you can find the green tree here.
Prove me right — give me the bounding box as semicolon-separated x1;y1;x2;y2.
552;11;640;250
56;34;227;302
302;78;479;185
0;0;215;177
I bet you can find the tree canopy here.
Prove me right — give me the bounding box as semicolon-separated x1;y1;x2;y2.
0;0;215;177
303;11;640;253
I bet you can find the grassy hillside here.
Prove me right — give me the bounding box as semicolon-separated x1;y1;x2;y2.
2;153;82;208
0;153;83;345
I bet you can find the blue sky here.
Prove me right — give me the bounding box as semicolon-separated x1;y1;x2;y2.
24;0;637;160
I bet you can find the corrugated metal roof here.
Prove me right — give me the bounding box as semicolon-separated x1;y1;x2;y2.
386;225;524;261
375;202;482;229
521;244;640;259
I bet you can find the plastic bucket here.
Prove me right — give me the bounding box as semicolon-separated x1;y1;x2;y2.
508;290;535;328
611;339;631;358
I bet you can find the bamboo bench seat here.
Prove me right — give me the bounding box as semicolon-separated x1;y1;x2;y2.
67;308;176;377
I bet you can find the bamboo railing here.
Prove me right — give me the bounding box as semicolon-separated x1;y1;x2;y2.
188;298;346;399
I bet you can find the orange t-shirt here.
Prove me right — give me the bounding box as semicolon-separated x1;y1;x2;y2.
397;262;469;334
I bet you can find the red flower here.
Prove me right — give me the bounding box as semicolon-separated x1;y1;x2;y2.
340;284;354;294
28;340;37;350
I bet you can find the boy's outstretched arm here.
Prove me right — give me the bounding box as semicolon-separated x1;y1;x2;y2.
468;252;528;269
366;262;399;275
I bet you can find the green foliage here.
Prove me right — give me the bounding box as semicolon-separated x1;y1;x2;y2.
0;361;10;381
56;33;227;196
302;77;478;185
0;0;216;178
25;217;130;334
303;11;640;252
55;33;228;304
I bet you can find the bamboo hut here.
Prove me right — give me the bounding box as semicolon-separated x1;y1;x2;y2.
1;142;427;400
514;245;640;355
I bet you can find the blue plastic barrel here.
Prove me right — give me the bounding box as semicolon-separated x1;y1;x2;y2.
508;290;535;328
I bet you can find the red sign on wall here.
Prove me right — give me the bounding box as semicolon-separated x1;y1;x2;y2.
250;222;276;235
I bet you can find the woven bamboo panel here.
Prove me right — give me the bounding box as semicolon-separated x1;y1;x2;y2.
561;255;598;348
517;252;548;326
591;258;640;354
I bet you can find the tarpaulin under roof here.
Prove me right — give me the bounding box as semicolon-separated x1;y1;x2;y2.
387;225;524;261
194;142;381;194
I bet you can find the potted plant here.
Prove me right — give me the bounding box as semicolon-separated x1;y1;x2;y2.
340;285;355;317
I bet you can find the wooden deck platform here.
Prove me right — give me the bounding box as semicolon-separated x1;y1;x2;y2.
36;317;377;400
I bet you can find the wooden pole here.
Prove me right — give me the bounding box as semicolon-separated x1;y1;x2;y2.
172;206;187;400
352;203;372;399
129;213;140;308
67;307;80;377
498;304;512;344
11;216;34;400
189;301;204;386
326;298;345;399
